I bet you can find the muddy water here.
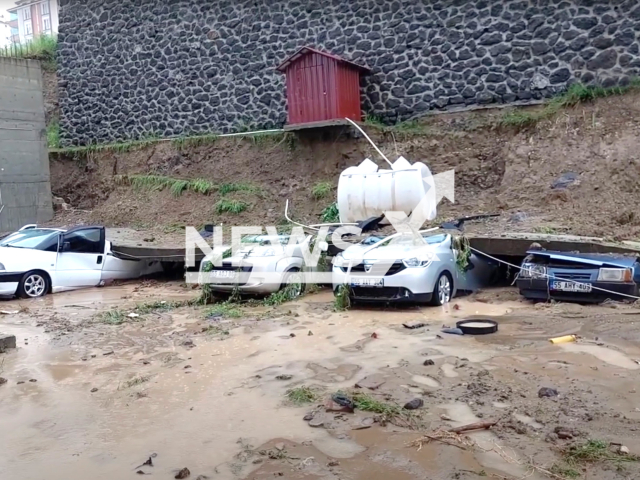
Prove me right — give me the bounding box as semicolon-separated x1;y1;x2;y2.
3;287;640;479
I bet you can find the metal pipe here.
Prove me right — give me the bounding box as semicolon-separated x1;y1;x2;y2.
344;117;393;167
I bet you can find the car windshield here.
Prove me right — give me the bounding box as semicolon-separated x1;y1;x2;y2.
0;229;59;249
371;233;447;247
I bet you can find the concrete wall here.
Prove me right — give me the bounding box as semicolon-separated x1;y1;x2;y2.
57;0;640;146
0;57;53;232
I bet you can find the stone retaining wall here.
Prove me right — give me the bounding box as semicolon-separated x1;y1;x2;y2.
57;0;640;145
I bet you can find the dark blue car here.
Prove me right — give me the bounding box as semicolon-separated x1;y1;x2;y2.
517;250;640;303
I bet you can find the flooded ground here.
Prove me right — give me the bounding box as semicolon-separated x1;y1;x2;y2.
2;283;640;479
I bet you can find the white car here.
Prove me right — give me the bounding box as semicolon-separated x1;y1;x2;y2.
0;225;163;298
332;231;497;305
199;234;326;297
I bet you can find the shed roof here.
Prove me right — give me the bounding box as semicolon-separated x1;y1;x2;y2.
276;46;371;73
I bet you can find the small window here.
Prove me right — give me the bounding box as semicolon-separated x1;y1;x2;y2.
23;9;31;20
24;20;32;35
63;229;103;254
41;2;50;15
43;17;51;32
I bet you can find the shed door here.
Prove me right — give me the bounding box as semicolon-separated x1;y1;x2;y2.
291;53;333;124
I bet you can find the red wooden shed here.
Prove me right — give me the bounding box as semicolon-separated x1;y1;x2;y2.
276;46;371;129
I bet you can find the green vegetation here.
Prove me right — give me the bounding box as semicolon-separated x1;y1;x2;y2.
219;182;259;195
285;386;320;405
320;202;340;223
364;115;427;136
196;260;216;305
549;464;581;479
215;199;249;215
263;282;302;307
115;174;217;197
500;80;640;128
311;182;333;200
334;284;351;311
135;300;184;314
352;392;402;417
452;235;471;272
1;35;57;71
172;133;219;149
204;302;243;319
47;118;61;149
96;309;128;325
563;439;639;466
120;375;151;389
533;226;559;235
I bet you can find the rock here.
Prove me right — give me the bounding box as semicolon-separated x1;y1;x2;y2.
303;412;314;421
308;416;325;428
17;381;25;385
355;374;386;390
181;339;195;348
308;331;313;336
403;398;424;410
538;387;559;398
554;426;579;439
91;388;98;393
619;445;630;455
29;379;38;383
0;334;17;351
440;414;452;421
508;212;528;223
327;393;355;412
551;172;579;189
289;333;296;338
276;375;293;381
175;467;191;479
530;72;550;89
0;377;7;386
423;359;435;366
184;365;192;369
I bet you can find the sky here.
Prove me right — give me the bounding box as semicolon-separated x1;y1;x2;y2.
0;0;15;47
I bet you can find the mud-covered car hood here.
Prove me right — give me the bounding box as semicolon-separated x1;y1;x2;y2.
527;250;638;269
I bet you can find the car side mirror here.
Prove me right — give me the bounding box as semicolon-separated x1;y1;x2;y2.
318;241;329;252
59;241;71;252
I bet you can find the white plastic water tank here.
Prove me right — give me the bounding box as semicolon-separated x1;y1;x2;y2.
337;156;437;224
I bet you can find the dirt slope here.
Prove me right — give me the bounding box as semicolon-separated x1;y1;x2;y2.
50;92;640;239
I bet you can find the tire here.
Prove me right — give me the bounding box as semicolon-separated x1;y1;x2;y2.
282;268;304;299
430;271;453;306
18;271;50;299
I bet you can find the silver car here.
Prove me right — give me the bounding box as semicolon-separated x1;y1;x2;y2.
332;231;496;305
199;235;319;297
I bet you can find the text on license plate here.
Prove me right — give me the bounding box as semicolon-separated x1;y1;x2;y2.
550;281;592;293
212;270;236;278
350;277;383;287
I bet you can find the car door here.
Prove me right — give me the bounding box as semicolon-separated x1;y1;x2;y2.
55;227;105;288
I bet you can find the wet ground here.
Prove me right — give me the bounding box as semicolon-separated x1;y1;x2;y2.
1;283;640;480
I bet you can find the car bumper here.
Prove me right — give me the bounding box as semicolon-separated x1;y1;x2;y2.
0;272;22;296
517;279;638;303
332;266;438;303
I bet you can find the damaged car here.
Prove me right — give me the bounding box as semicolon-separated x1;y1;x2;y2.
332;230;497;305
517;250;640;303
0;225;163;298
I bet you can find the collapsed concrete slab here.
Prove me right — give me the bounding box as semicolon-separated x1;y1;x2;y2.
0;334;17;351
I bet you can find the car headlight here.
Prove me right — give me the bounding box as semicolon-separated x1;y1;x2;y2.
333;253;346;267
597;268;633;282
402;254;433;268
248;248;276;257
520;263;546;279
0;262;4;271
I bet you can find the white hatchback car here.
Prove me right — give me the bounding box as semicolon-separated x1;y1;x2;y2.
332;231;496;305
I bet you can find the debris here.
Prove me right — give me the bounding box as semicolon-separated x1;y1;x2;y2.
538;387;559;398
441;328;464;335
549;335;577;344
328;393;355;412
456;319;499;335
289;333;296;338
554;426;579;439
303;412;314;421
17;381;25;385
449;419;500;434
0;310;19;315
0;334;17;350
423;359;435;366
551;172;579;189
403;322;427;329
327;460;340;467
182;339;195;348
619;445;630;455
440;414;452;421
91;388;98;393
127;313;140;318
508;212;528;223
0;377;7;386
308;330;313;336
29;379;37;383
453;304;460;310
136;470;146;475
195;476;209;480
103;351;115;356
355;374;386;390
371;332;378;339
276;374;293;381
275;443;285;451
308;416;325;428
404;398;424;410
175;467;191;479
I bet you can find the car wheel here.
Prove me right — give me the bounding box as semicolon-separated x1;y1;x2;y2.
282;268;304;299
430;272;453;306
18;271;49;299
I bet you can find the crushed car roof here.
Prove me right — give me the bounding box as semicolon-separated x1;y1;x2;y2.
527;250;638;268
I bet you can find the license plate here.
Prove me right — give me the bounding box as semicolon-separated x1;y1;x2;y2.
212;270;236;279
550;281;592;293
350;277;383;287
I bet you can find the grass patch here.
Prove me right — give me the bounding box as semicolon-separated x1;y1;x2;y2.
96;309;127;325
563;439;639;467
352;391;402;416
1;34;57;70
219;182;259;196
533;226;559;234
285;386;320;405
263;283;301;307
135;300;184;314
215;199;249;215
334;284;351;311
172;133;219;149
549;464;581;479
320;202;340;223
47;118;60;149
364;115;427;136
120;375;151;389
364;114;386;128
204;302;243;319
500;80;640;128
115;174;217;197
311;182;333;200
